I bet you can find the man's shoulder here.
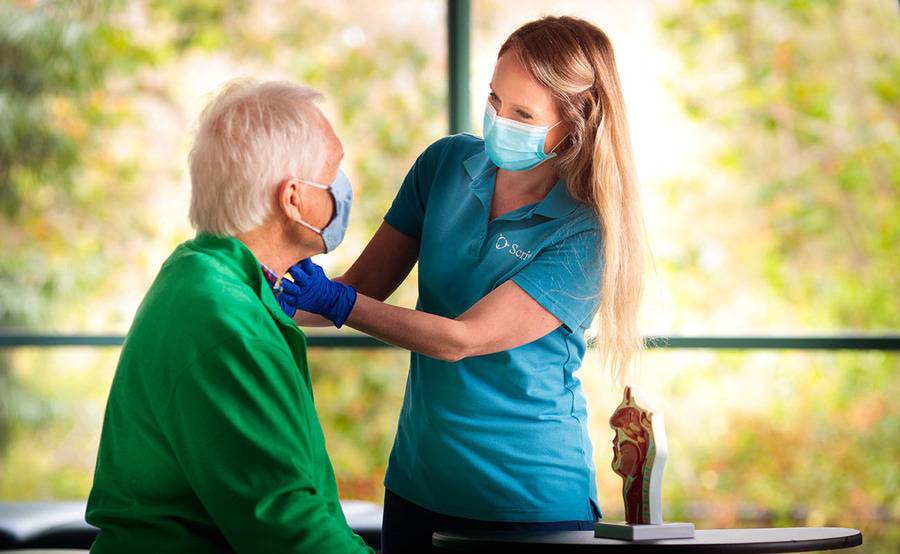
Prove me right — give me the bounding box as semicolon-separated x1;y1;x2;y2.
127;243;272;355
165;243;261;311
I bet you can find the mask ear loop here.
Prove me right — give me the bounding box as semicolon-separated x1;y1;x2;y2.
292;178;327;235
297;179;329;190
295;218;324;235
546;120;569;155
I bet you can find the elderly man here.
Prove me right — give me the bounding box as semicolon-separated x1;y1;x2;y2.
86;80;370;553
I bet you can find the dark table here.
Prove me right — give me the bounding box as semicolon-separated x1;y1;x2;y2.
432;527;862;553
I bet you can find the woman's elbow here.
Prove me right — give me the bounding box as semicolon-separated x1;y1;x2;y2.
430;322;475;362
431;349;466;363
431;350;467;363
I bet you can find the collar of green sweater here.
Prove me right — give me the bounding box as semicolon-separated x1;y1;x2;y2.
187;232;300;332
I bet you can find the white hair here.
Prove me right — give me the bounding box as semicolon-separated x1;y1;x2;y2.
188;79;326;236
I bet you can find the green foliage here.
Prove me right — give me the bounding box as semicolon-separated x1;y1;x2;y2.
0;1;152;327
659;0;900;330
657;0;900;546
308;349;408;499
0;2;148;215
147;0;251;52
0;1;153;460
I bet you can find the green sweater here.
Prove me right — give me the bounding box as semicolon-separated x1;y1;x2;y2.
86;233;372;554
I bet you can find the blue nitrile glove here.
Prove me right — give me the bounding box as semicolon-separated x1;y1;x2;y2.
279;258;358;328
272;281;298;319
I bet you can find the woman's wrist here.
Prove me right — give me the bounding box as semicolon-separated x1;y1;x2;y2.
327;282;357;328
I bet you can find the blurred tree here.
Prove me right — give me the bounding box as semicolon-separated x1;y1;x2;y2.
0;1;152;457
657;0;900;537
0;1;151;324
659;0;899;330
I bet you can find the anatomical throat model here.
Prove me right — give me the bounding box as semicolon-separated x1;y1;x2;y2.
611;385;665;524
595;386;695;541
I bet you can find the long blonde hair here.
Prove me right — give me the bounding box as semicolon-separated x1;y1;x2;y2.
499;16;647;385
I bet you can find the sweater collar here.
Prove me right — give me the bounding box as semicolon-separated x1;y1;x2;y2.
188;233;300;331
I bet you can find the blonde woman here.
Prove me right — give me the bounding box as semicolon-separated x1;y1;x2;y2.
279;15;647;553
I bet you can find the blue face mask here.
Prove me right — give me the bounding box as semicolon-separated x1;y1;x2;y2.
483;102;565;171
296;168;353;253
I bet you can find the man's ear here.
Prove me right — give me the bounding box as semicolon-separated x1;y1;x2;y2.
278;178;303;221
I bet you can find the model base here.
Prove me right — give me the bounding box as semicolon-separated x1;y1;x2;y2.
594;521;696;541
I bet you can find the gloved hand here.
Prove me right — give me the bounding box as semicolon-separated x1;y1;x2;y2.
278;258;357;328
272;282;300;319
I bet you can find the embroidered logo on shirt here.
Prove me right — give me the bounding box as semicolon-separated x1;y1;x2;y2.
495;233;532;261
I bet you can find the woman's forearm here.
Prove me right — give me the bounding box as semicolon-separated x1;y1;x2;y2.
345;294;469;362
292;311;333;327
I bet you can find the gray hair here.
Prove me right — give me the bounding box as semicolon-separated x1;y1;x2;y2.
188;79;326;236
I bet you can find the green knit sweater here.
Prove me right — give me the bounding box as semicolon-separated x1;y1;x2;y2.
86;233;372;554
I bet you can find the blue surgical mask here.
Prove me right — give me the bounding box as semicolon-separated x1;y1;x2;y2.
483;102;564;171
296;168;353;253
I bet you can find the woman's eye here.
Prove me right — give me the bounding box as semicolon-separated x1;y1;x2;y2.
516;110;533;120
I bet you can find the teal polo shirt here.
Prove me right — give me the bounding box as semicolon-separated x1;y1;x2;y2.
383;133;605;522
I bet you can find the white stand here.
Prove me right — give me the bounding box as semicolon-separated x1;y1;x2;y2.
594;521;696;540
647;413;667;525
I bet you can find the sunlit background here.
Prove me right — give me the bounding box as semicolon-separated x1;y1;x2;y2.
1;0;898;552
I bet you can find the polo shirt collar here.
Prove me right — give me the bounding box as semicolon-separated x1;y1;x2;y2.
462;149;582;220
463;149;494;181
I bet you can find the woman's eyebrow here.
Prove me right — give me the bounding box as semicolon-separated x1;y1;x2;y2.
488;85;533;112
